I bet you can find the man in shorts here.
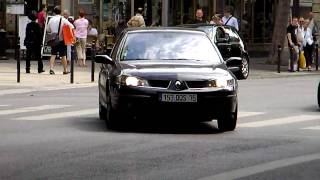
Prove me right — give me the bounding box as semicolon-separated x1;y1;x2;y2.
47;6;74;75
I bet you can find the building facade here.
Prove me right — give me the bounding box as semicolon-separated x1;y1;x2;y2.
0;0;319;50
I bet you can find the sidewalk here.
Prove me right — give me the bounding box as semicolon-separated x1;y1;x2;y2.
0;57;319;91
0;59;99;93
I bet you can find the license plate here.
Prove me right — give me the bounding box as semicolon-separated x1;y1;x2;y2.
160;94;197;103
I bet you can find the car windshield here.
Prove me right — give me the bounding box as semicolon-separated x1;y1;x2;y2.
120;31;221;63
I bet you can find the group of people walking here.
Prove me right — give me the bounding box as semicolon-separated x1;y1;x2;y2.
24;6;96;75
287;12;318;72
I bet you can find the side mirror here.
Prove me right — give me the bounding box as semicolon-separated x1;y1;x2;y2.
95;55;114;65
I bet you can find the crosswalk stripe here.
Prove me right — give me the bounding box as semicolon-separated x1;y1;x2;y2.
0;105;9;107
0;89;34;96
0;105;70;115
238;112;265;118
238;115;320;128
302;126;320;130
14;108;98;121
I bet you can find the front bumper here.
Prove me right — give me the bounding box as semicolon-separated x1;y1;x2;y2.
112;86;237;121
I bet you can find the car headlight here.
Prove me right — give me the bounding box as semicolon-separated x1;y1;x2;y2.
117;75;149;87
208;78;235;88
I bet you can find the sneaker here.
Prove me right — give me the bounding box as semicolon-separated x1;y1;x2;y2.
63;71;70;75
49;69;55;75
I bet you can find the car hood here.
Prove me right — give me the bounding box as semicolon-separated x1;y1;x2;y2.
120;60;230;80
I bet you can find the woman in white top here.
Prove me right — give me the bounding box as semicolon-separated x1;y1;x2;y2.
302;19;314;70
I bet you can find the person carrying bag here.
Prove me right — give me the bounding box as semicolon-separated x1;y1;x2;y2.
46;6;74;75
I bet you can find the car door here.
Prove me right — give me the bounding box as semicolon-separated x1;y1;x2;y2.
224;27;242;58
214;26;231;60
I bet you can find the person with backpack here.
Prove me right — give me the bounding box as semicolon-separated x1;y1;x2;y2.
47;6;74;75
24;11;44;74
222;6;239;31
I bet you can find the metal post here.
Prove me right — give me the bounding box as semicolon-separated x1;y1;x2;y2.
316;43;319;71
17;37;20;83
297;49;300;72
91;40;96;82
277;45;281;73
70;45;75;84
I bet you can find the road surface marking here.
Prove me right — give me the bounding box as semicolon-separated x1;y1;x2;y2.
197;153;320;180
238;115;319;128
0;89;34;96
302;126;320;130
0;105;70;116
0;105;9;107
238;111;265;118
14;108;98;121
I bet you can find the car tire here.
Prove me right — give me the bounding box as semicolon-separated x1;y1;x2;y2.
218;106;238;132
318;82;320;108
236;56;249;80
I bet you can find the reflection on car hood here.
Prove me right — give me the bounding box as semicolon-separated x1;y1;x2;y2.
120;60;230;80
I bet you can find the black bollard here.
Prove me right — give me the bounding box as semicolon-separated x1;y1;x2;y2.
277;45;282;73
70;45;75;84
297;49;300;72
316;43;319;71
91;40;96;82
17;37;20;83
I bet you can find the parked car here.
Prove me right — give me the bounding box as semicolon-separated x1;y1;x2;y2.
95;28;238;131
179;24;250;80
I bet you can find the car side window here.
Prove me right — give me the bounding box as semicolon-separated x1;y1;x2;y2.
224;28;240;43
215;27;226;40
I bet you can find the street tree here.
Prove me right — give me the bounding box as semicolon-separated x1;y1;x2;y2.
268;0;290;63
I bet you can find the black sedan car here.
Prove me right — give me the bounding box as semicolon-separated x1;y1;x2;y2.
95;28;238;131
179;24;249;80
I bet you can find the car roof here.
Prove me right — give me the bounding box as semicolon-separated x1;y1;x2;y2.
123;27;207;35
177;23;237;31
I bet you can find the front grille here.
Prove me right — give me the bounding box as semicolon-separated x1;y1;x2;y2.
186;81;209;88
148;80;171;88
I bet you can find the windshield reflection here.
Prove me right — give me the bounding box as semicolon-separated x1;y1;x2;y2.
121;32;221;63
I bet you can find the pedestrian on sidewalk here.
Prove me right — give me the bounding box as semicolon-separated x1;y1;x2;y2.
222;6;239;31
210;14;223;25
287;17;300;72
73;9;89;67
192;8;207;24
127;8;146;28
37;4;46;36
63;10;74;64
24;11;44;74
302;19;314;70
47;6;74;75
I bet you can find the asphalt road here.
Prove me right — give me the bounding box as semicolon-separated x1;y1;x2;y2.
0;76;319;180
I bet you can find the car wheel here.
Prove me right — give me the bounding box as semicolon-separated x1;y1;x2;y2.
237;56;249;80
318;82;320;108
218;106;238;132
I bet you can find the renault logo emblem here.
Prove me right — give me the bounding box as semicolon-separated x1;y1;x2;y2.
175;81;182;89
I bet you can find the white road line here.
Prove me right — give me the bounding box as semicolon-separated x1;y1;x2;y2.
197;153;320;180
302;126;320;130
0;105;70;116
14;108;98;121
238;111;265;118
238;115;320;128
0;105;9;107
0;89;34;96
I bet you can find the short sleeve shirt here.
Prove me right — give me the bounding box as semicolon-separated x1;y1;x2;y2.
74;18;89;39
287;24;298;45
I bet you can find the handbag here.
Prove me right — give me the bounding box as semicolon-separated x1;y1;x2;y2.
63;24;75;45
299;51;306;69
47;17;62;47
